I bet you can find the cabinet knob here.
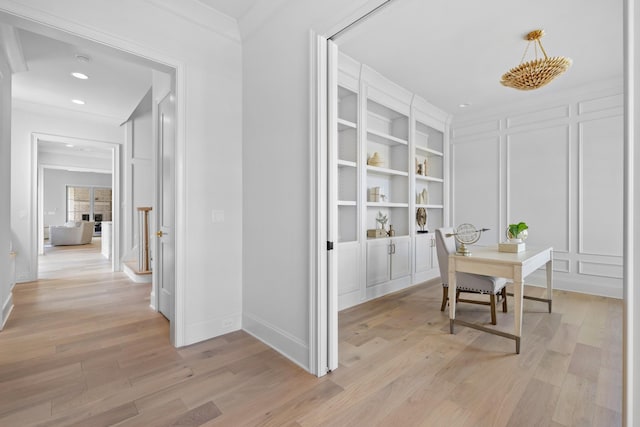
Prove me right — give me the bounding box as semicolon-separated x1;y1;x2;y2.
156;230;163;237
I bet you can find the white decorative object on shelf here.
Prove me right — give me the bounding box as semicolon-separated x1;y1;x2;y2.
417;188;428;205
367;151;383;167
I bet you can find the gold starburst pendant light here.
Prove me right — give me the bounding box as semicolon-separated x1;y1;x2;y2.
500;29;572;90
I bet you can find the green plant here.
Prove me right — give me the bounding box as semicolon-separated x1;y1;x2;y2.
508;222;528;239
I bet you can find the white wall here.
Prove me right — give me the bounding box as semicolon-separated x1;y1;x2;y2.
42;169;111;228
242;0;375;370
122;89;153;258
11;105;122;282
2;0;243;347
0;46;13;329
451;81;624;298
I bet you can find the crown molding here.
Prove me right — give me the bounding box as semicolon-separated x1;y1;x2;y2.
145;0;241;43
13;98;123;125
0;22;27;73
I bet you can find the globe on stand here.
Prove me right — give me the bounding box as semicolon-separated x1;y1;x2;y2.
446;223;489;256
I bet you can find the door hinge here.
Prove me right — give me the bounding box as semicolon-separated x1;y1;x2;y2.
327;241;334;251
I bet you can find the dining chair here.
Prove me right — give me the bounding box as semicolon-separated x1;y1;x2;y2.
436;227;508;325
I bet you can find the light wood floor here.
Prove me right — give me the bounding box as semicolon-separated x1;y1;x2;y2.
0;243;622;426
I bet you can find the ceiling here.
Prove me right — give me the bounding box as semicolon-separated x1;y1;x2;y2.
190;0;622;115
335;0;623;114
12;28;152;124
5;0;623;128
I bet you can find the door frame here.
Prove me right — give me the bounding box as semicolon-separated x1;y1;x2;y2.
310;33;339;377
34;134;120;272
3;5;187;347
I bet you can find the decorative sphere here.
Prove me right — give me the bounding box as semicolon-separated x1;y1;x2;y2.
506;228;528;241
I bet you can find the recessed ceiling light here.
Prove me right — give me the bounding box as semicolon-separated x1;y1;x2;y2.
75;54;91;63
65;144;74;148
71;72;89;80
71;99;85;105
459;103;472;108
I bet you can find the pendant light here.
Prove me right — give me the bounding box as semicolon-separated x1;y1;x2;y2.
500;29;572;90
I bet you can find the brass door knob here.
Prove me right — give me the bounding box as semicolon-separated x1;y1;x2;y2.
156;230;163;237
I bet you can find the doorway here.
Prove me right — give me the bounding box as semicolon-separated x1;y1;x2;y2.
2;11;182;345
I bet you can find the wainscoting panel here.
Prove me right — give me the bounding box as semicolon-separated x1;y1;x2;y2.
578;94;623;115
578;116;623;257
452;120;500;139
506;105;569;128
507;125;570;253
452;88;623;298
578;261;623;279
452;138;501;245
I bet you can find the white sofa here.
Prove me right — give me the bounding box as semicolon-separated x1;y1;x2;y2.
49;221;95;246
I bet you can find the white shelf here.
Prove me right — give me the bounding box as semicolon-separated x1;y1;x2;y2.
415;145;443;157
415;175;444;183
367;202;409;208
366;165;408;177
338;200;357;206
367;129;408;146
416;204;444;209
338;118;357;130
338;159;357;168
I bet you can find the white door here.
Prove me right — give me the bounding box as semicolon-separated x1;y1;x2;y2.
157;93;175;327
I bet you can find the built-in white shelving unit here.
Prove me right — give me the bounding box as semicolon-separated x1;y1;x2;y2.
334;52;450;310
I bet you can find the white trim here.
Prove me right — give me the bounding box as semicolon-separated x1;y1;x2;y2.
1;291;13;330
309;31;326;377
0;22;26;72
145;0;240;43
243;312;309;371
623;0;635;423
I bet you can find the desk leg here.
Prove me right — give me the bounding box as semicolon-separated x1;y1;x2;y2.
448;255;457;334
546;258;553;313
513;265;523;354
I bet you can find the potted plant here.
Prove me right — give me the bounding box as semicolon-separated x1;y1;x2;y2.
507;221;528;243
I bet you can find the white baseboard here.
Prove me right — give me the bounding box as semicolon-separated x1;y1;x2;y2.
123;263;152;283
242;312;309;372
525;270;623;299
183;313;242;346
1;293;14;331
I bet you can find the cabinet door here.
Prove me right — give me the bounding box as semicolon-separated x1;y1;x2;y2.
390;237;411;280
338;242;360;296
366;239;391;287
414;235;432;273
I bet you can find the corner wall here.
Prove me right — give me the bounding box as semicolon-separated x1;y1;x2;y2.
0;46;12;329
242;0;376;370
451;81;624;298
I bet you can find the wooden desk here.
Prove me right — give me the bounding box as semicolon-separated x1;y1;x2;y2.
448;245;553;353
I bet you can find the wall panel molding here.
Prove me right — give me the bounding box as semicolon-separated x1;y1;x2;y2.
506;105;569;128
577;116;624;257
451;89;623;298
578;261;623;279
578;94;623;115
506;124;571;253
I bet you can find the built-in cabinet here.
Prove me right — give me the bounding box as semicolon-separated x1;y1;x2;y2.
335;52;450;310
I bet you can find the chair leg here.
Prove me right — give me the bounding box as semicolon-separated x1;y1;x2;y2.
502;287;508;313
440;287;448;311
490;294;497;325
